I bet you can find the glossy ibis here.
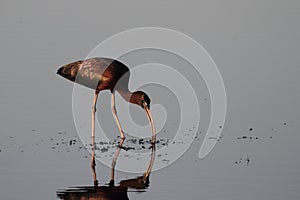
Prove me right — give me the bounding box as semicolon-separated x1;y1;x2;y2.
57;58;156;145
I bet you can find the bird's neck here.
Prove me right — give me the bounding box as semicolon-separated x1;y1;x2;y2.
116;89;133;103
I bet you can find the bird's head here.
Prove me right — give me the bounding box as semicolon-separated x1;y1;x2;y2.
130;91;151;109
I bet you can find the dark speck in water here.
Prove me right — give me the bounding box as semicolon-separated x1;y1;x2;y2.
99;141;108;145
69;140;76;146
249;128;253;131
283;122;287;126
100;147;109;153
139;139;144;145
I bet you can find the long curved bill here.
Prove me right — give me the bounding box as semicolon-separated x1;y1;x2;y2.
143;102;156;144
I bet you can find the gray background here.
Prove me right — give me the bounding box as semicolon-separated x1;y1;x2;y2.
0;0;300;200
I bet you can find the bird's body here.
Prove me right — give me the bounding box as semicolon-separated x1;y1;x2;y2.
57;57;156;147
57;58;128;92
57;58;150;108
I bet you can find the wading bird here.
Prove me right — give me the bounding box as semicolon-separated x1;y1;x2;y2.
57;58;156;146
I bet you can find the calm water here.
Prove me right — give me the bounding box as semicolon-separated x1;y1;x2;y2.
1;96;299;200
1;1;300;199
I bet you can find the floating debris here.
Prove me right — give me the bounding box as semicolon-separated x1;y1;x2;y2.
99;141;109;145
119;146;135;151
235;155;250;166
100;147;109;153
129;139;137;144
69;140;76;146
139;139;144;145
246;155;250;166
249;128;253;131
237;135;259;140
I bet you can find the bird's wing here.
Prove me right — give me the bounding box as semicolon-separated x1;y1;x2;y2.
78;58;111;82
74;58;112;89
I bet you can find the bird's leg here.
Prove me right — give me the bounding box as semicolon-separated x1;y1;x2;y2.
91;93;98;186
92;93;98;139
91;147;98;186
110;138;125;186
111;91;125;139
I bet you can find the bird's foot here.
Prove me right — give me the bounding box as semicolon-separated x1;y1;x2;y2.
120;132;126;140
94;179;99;187
150;138;156;145
109;180;115;187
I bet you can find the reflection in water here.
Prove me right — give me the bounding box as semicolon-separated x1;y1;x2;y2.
57;138;156;200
